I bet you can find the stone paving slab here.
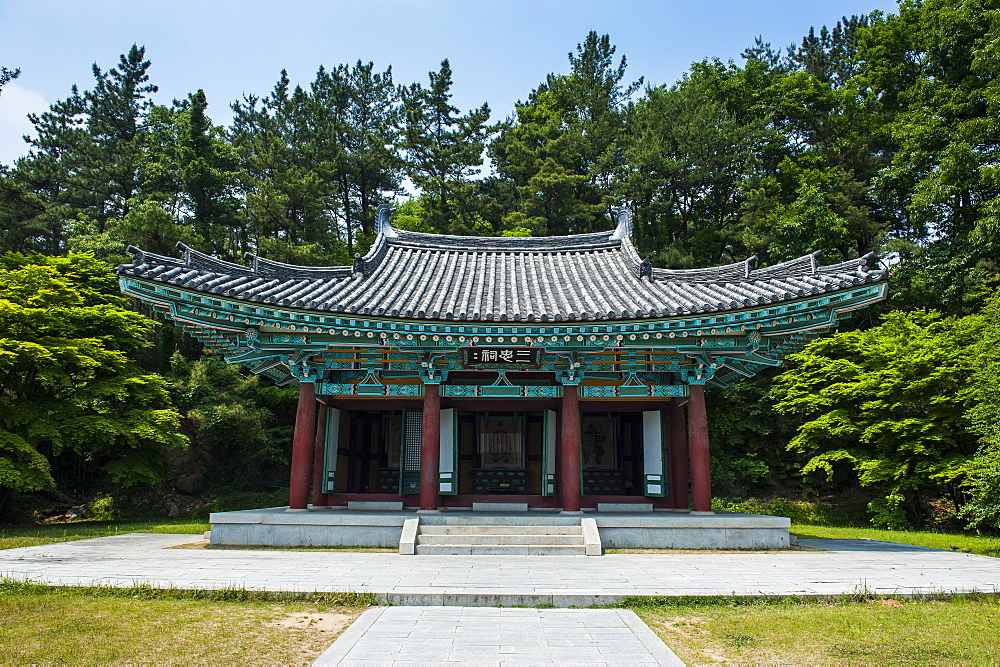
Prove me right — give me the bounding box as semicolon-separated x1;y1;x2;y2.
313;607;683;666
1;533;998;604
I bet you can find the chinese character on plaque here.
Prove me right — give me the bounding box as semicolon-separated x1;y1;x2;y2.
463;347;539;368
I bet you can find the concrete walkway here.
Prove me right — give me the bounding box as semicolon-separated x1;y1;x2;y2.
314;607;683;666
1;533;998;603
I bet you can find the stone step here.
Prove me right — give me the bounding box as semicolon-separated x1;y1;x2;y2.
414;544;587;556
418;525;582;536
416;534;585;546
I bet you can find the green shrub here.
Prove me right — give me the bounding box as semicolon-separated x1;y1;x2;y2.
195;490;289;517
867;492;910;530
712;496;854;525
83;495;119;521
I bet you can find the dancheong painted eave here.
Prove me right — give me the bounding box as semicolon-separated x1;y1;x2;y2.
116;207;887;324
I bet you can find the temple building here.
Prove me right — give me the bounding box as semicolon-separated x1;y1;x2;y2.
117;208;887;551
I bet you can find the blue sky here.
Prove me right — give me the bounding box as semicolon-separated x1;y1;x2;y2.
1;0;900;165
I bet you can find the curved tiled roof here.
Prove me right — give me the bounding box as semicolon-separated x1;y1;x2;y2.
117;211;887;323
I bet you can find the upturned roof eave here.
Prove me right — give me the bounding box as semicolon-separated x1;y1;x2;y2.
118;271;888;328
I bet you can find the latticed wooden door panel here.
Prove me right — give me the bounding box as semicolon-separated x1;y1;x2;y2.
400;410;423;494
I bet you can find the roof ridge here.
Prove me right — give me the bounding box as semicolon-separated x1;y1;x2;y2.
391;228;616;246
651;256;756;282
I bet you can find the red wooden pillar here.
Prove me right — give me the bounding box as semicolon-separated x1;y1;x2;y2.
670;400;690;509
418;383;441;511
559;384;582;512
687;384;713;513
289;381;317;510
311;402;329;507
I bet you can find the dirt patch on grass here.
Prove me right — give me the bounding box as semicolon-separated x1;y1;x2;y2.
269;611;354;634
167;539;210;549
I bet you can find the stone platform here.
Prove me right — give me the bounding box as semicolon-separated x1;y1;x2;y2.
5;533;999;604
208;507;790;550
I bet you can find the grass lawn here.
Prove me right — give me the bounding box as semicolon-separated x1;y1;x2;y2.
633;596;1000;665
0;519;208;550
792;524;1000;557
3;583;998;665
0;581;369;664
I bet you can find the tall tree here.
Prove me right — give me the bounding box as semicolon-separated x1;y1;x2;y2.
79;44;158;227
0;253;186;515
858;0;1000;313
145;90;242;257
623;75;766;265
490;32;641;235
309;61;402;251
401;59;493;233
2;46;159;254
230;70;336;261
231;62;401;261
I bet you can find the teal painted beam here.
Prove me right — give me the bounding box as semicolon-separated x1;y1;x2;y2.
119;276;887;390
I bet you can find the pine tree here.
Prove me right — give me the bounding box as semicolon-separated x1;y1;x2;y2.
0;66;19;95
490;32;641;235
401;59;493;233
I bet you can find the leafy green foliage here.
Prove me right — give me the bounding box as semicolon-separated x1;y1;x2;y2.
960;295;1000;529
230;61;402;258
706;372;805;495
773;311;984;527
0;253;185;503
624;74;765;265
167;353;295;494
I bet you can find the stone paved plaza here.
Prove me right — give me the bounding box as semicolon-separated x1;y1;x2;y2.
314;607;683;666
4;533;999;665
1;533;998;603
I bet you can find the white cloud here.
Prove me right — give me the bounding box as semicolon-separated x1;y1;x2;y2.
0;82;48;166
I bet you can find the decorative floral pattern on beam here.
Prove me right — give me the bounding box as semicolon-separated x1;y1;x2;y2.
317;382;422;397
270;334;310;345
580;384;686;398
439;385;562;398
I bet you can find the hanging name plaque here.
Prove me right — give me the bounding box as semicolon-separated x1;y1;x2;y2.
463;347;539;369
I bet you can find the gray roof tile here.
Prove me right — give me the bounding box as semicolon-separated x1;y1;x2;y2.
117;216;887;322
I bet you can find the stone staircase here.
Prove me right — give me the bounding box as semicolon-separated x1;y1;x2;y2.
401;519;602;555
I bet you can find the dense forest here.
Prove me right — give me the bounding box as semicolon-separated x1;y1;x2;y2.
1;0;998;531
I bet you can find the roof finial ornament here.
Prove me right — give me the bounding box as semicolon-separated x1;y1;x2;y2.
640;257;653;280
375;204;398;238
175;241;192;266
610;207;633;241
810;249;823;275
352;252;367;276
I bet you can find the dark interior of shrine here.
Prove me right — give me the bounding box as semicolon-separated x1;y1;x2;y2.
332;410;647;497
